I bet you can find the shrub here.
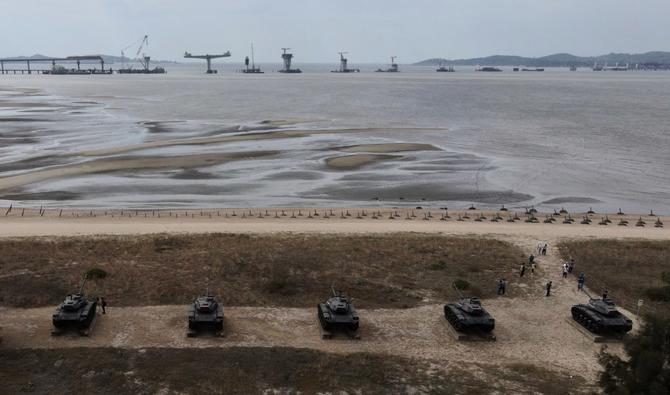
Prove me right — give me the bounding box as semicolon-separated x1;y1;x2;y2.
454;279;470;291
85;267;107;280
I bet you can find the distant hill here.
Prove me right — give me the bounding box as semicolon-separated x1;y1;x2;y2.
3;54;177;64
414;52;670;67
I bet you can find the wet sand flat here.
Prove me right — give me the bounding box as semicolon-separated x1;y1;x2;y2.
335;142;442;153
0;151;277;192
325;153;402;170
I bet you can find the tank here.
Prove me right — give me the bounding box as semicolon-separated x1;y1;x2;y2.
571;292;633;334
444;297;495;333
52;276;97;331
188;295;224;333
317;288;359;333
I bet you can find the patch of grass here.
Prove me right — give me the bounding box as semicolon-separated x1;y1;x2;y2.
429;260;448;270
558;239;670;314
0;233;523;308
0;348;585;395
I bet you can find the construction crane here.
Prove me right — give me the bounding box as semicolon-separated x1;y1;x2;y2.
119;35;165;74
184;51;231;74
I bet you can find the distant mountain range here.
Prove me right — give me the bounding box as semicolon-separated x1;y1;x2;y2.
3;54;177;64
414;52;670;67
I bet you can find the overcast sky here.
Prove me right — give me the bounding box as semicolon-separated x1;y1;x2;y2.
1;0;668;63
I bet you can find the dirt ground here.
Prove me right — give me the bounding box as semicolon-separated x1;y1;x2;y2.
0;210;667;394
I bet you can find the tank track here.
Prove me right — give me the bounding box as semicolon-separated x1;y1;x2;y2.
571;306;604;334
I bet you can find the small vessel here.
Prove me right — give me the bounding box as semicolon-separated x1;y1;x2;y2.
278;48;302;73
522;68;544;72
242;43;264;74
569;65;577;71
331;52;359;73
118;35;166;74
592;62;604;71
376;56;399;72
513;67;519;72
605;62;629;71
436;62;455;72
476;66;502;72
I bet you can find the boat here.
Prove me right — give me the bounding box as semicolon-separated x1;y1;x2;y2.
117;35;166;74
331;52;359;73
521;68;544;72
592;62;604;71
436;62;455;72
242;43;264;74
376;56;399;72
569;65;577;71
605;63;629;71
475;66;502;72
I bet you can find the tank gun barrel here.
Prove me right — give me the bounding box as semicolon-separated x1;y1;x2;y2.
78;274;89;294
452;281;465;299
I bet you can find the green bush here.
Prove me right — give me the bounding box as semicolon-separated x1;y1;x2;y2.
454;279;470;291
85;267;107;280
644;286;670;302
429;260;447;270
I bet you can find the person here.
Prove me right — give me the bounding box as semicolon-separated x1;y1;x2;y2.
569;258;575;273
528;254;535;264
520;263;526;277
577;273;585;291
602;289;608;300
546;281;552;297
542;243;548;256
537;243;543;255
497;279;505;295
562;265;568;279
100;297;107;314
530;262;536;274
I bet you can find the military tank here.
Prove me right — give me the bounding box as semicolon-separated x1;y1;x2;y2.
52;275;97;335
317;288;359;335
571;291;633;335
187;293;224;336
444;283;495;333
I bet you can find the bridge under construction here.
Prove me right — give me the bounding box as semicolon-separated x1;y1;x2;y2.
0;55;109;75
184;51;231;74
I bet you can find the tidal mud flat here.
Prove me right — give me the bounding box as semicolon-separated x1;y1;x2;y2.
1;69;669;212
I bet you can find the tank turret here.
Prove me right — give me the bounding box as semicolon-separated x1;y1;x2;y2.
571;291;632;334
444;283;495;333
188;292;224;336
317;288;359;333
52;275;97;334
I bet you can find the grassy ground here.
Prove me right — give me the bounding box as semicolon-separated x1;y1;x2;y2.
0;347;585;395
558;239;670;314
0;233;524;308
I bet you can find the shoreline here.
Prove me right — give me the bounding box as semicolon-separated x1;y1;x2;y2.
0;207;665;239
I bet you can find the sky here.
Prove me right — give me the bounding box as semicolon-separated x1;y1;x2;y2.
1;0;669;63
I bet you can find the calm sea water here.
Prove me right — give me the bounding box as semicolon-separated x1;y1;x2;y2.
1;63;669;212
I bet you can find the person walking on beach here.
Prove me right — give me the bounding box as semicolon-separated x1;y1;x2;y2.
569;258;575;274
100;297;107;314
520;263;526;278
497;279;506;295
562;264;569;279
545;281;552;297
577;273;585;291
530;262;536;275
542;243;548;256
537;243;543;255
528;254;535;265
602;289;609;300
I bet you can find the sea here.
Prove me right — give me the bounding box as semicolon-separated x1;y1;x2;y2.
1;63;669;213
